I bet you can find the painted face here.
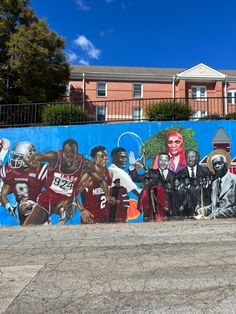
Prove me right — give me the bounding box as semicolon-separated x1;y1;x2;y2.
114;180;120;187
166;135;183;156
114;151;127;169
212;156;227;176
95;150;108;168
158;154;169;170
62;143;78;167
187;151;198;167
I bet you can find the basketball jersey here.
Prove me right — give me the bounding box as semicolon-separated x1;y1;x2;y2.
81;169;112;220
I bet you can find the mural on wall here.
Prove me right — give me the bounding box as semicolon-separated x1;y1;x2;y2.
0;121;236;227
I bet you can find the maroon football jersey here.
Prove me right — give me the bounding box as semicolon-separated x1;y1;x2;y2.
81;169;112;223
0;162;48;203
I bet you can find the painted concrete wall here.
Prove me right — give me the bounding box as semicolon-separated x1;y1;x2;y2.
0;120;236;227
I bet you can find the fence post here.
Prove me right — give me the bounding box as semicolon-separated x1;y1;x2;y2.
138;99;141;121
224;96;228;116
70;102;72;125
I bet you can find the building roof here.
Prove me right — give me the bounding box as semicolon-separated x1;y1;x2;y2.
70;64;236;82
212;128;231;143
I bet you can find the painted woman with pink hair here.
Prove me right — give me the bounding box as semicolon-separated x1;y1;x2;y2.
153;130;187;173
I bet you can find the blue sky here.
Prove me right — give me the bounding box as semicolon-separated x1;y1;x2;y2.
30;0;236;70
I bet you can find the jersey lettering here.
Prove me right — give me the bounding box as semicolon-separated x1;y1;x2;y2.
50;172;77;197
100;195;106;209
15;182;29;200
92;187;104;196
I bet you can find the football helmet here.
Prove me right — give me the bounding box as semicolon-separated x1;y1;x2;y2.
9;141;36;169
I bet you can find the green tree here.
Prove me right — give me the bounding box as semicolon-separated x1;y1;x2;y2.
0;0;70;103
144;126;198;161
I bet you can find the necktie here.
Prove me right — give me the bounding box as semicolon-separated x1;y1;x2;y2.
161;170;165;179
191;168;194;178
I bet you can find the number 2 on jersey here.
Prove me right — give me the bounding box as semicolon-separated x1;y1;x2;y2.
100;195;106;209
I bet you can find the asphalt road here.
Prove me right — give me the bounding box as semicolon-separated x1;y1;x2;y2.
0;220;236;314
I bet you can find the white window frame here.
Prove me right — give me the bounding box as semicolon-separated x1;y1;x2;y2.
132;107;143;120
227;90;236;105
96;82;107;97
192;110;208;120
133;83;143;98
96;106;106;121
191;86;207;101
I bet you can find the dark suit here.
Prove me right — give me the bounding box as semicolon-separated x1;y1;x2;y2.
172;186;186;216
129;168;160;186
129;168;175;188
157;169;176;188
176;164;211;181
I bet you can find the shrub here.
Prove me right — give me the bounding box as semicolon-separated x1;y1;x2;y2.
225;112;236;120
145;102;192;121
42;103;88;125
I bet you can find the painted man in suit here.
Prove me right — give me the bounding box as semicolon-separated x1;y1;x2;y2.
176;149;211;182
129;152;175;189
198;150;236;219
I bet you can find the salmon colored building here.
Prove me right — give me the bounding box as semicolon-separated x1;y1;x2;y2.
69;63;236;121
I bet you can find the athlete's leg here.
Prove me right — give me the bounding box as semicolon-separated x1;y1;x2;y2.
23;204;49;226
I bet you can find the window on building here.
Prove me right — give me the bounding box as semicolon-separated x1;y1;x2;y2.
132;107;142;120
191;86;207;100
227;90;236;104
192;110;208;119
133;83;143;98
96;106;106;121
97;82;107;97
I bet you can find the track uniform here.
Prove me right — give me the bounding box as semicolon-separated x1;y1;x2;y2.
81;169;112;223
37;151;85;214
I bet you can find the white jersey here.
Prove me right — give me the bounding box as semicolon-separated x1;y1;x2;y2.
108;163;140;193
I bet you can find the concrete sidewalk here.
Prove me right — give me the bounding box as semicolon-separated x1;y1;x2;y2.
1;220;236;313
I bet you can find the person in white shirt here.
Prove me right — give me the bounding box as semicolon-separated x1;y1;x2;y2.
108;147;140;197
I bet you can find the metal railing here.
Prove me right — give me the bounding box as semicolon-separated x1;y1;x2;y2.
0;97;235;128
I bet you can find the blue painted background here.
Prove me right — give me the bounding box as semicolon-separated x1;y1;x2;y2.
1;120;236;226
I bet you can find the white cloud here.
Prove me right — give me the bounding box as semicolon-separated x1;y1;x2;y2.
79;59;90;65
99;28;114;37
66;51;78;62
74;35;101;59
75;0;90;11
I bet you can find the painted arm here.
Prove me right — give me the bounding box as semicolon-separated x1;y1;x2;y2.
74;198;94;224
23;151;57;169
0;183;17;218
81;161;115;204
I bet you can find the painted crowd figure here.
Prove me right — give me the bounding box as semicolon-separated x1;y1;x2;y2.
153;131;187;173
2;130;236;226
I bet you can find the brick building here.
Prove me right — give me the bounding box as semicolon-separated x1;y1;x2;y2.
69;63;236;121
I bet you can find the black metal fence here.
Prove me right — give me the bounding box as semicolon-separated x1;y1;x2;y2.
0;97;234;128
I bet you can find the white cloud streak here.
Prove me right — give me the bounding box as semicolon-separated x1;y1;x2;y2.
79;59;90;65
99;28;114;37
75;0;90;11
67;51;78;62
74;35;101;59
